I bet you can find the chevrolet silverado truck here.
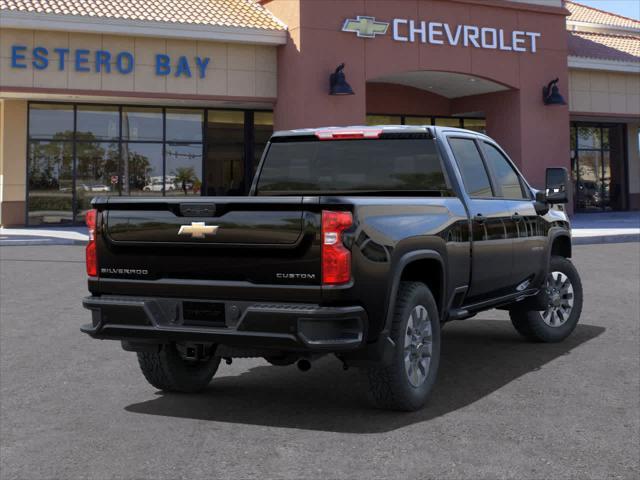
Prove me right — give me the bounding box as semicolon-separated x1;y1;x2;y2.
81;125;582;411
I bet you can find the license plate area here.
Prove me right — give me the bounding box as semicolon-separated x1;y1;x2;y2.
182;301;226;327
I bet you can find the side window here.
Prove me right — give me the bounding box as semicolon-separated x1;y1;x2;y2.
483;143;527;199
448;138;493;198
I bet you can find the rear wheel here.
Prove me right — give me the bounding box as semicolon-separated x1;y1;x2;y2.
137;343;221;393
365;281;441;411
510;256;583;343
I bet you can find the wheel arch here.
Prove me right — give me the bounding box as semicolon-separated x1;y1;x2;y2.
383;250;446;334
550;233;572;259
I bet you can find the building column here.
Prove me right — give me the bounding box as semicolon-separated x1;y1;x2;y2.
265;0;367;130
627;122;640;210
0;99;28;227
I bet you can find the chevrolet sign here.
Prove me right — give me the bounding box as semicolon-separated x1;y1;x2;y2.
342;16;541;53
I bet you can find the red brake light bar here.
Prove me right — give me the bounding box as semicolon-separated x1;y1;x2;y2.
315;129;382;140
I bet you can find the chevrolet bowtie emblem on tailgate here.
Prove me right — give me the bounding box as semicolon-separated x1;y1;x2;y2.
342;16;389;38
178;222;219;239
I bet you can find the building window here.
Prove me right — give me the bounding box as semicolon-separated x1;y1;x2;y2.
366;114;486;134
366;115;402;126
205;110;245;196
571;122;627;212
26;103;273;225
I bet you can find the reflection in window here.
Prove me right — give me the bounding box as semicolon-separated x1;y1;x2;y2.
366;115;401;126
254;111;273;174
29;104;74;140
166;144;203;196
76;106;119;140
483;143;525;199
577;126;601;149
404;117;431;126
76;142;121;219
462;118;486;134
206;110;245;196
122;107;163;141
448;138;493;198
166;109;203;142
28;141;74;225
435;118;462;128
123;143;164;196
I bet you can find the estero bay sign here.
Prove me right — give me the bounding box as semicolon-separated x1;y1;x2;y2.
9;45;211;78
343;15;542;53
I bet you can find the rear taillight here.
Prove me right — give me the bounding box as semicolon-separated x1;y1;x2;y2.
321;210;353;285
85;209;98;277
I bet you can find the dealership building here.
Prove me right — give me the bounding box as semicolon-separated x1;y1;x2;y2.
0;0;638;226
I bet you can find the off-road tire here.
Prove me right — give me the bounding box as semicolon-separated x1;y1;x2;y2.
137;344;221;393
365;281;441;411
510;255;583;343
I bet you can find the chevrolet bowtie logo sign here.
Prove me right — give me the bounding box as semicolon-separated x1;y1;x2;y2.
178;222;219;239
342;16;389;38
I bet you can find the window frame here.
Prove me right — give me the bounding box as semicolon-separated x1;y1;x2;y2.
446;135;498;200
479;140;532;201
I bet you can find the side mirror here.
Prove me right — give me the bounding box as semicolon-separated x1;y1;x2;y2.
545;167;569;204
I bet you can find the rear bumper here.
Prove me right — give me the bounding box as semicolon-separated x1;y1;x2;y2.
81;295;367;352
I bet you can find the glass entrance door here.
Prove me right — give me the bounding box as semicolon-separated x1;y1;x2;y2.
571;123;627;212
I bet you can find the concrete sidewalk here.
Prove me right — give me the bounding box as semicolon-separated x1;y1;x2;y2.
1;212;638;246
571;212;640;245
0;226;88;246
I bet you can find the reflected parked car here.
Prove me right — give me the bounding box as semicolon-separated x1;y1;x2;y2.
577;180;601;209
80;184;111;192
143;179;175;192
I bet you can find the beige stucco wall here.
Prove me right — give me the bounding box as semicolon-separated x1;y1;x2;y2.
0;29;277;98
569;69;640;116
0;99;27;226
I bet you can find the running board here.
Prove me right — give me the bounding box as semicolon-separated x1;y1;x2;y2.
450;288;540;319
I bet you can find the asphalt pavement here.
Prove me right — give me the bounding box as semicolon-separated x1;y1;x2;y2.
0;243;638;479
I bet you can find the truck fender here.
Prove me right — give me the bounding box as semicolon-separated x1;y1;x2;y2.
382;249;446;337
544;230;572;278
514;230;571;312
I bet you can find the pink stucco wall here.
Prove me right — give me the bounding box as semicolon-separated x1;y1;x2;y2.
264;0;571;189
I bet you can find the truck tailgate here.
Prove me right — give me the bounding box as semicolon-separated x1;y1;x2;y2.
93;197;322;289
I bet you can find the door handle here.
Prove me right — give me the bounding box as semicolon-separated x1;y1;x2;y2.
475;213;486;224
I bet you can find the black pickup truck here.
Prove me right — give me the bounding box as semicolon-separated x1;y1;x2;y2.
82;125;582;411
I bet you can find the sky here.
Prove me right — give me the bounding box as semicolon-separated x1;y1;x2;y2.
576;0;640;20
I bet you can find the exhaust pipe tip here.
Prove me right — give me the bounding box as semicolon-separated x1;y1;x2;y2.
297;359;311;372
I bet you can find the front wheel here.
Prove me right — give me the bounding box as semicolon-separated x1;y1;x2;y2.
510;255;583;343
365;281;441;411
137;343;221;393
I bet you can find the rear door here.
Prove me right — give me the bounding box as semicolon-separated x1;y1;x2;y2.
479;141;546;288
446;136;514;301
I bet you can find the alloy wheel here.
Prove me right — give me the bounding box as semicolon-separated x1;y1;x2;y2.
404;305;433;387
542;271;575;327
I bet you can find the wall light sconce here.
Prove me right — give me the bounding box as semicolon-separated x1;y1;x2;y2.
543;78;567;106
329;63;354;95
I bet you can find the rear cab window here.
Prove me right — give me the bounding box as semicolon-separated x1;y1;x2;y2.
255;136;453;196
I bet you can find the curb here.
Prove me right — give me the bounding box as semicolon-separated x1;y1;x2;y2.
0;238;88;246
573;234;640;245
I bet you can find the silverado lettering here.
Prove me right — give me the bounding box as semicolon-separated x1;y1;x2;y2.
81;125;583;411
